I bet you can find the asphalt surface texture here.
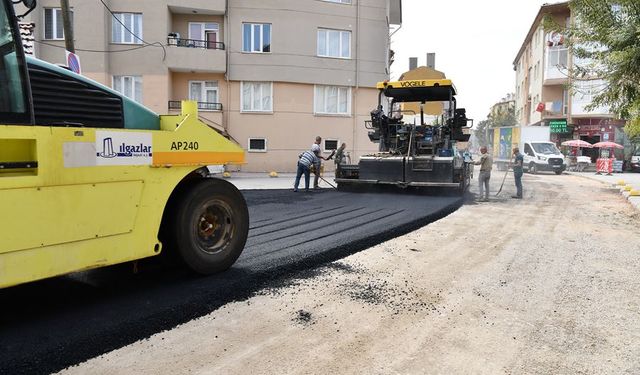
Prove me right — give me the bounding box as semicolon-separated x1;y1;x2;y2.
0;188;463;375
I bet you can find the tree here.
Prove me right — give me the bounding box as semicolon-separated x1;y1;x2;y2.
473;119;491;148
625;116;640;153
488;103;516;128
545;0;640;141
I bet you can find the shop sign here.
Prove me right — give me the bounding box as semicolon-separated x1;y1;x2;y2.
549;119;569;133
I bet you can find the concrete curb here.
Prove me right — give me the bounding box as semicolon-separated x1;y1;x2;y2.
569;172;640;211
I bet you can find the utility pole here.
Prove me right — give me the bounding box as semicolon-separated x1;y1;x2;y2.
60;0;74;53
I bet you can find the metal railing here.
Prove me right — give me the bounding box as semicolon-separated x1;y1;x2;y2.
168;101;223;111
167;37;225;50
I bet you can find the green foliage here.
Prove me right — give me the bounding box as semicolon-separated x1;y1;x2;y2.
625;115;640;142
474;119;491;147
488;104;516;128
544;0;640;121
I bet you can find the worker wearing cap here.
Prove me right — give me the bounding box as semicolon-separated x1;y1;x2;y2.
472;146;492;201
294;145;321;192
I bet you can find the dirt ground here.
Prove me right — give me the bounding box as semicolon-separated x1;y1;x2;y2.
60;172;640;375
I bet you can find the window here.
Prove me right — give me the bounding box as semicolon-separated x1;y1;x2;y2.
113;75;142;103
248;138;267;152
44;8;72;40
324;139;339;152
0;2;29;123
188;22;219;49
189;81;219;107
242;23;271;53
547;47;568;69
112;13;142;44
241;82;272;112
317;29;351;58
314;85;351;115
562;88;568;115
524;143;534;157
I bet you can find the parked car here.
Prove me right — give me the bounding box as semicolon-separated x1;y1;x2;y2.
631;149;640;172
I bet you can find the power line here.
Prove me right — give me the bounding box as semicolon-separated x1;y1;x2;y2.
35;39;153;53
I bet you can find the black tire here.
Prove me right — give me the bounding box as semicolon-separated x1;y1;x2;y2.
173;179;249;274
555;170;563;175
529;163;537;174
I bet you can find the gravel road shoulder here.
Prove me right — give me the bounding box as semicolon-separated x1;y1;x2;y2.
60;173;640;375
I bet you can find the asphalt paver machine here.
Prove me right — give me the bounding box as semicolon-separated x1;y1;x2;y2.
335;79;473;193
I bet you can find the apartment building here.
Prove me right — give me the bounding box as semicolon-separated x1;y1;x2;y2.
488;93;515;125
26;0;402;171
512;1;625;160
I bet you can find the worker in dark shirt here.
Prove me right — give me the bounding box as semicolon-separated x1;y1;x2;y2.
512;147;524;199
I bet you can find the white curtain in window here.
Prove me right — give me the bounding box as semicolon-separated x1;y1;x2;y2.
112;14;122;42
190;82;202;101
317;30;326;56
315;85;349;114
189;23;202;40
242;82;271;111
315;86;325;113
134;77;142;102
327;86;338;113
338;87;348;113
123;76;132;98
242;83;251;111
341;31;350;58
261;83;271;110
328;30;340;57
113;76;142;103
206;90;217;103
252;83;261;110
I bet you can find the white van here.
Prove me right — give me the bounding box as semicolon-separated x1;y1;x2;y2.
523;141;566;175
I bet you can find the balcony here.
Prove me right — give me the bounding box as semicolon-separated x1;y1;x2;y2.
167;0;225;15
168;101;222;112
165;37;226;73
542;101;566;118
167;37;224;50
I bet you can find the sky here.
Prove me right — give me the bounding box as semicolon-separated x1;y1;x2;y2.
390;0;553;123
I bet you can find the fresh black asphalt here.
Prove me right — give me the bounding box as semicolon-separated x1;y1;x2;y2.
0;189;463;375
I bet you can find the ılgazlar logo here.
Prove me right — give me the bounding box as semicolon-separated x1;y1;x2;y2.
97;137;152;158
99;137;117;158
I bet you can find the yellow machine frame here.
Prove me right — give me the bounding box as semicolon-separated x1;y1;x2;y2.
0;102;244;288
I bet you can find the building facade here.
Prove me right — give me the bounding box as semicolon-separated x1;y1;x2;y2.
25;0;402;171
512;1;624;160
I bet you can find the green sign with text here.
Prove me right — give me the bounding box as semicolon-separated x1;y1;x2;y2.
549;119;569;133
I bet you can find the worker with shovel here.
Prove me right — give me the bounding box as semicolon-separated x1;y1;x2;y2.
512;147;524;199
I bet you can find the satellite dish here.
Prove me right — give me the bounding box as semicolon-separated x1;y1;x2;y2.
16;0;37;18
22;0;37;9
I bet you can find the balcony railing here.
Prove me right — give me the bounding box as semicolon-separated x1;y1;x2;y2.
168;101;223;112
167;37;225;50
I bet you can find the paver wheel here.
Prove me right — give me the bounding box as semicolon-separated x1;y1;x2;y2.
174;179;248;274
